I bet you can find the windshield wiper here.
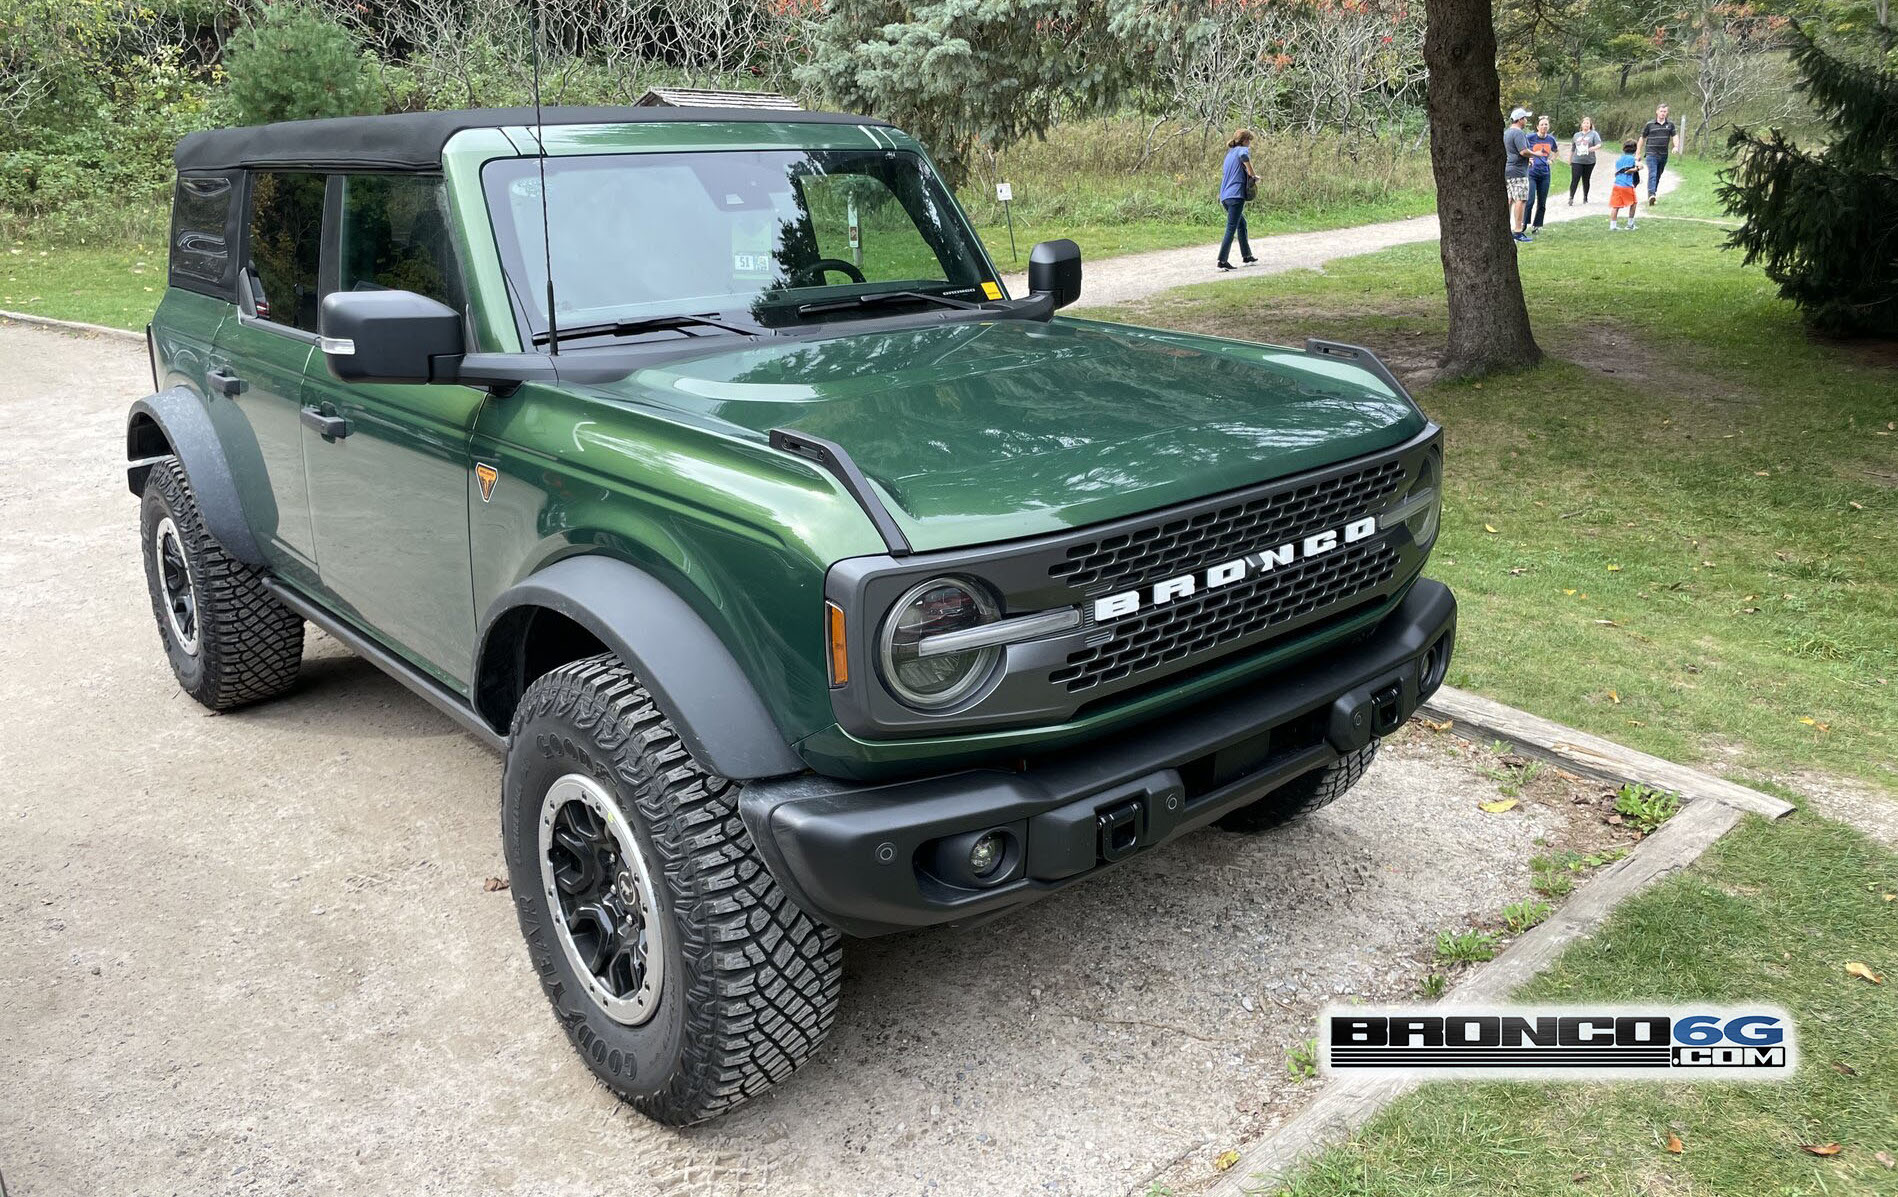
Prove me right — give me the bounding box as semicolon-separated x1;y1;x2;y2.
533;312;762;347
794;289;984;318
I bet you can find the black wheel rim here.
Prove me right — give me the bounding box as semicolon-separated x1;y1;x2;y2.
538;773;664;1024
153;515;198;654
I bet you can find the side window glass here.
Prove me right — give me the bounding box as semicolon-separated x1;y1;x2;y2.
170;173;234;293
338;174;466;312
247;171;325;333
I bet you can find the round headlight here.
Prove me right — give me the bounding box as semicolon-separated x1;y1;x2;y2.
878;577;1000;710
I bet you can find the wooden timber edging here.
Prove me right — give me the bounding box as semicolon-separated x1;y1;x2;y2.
1196;688;1791;1197
1420;685;1794;819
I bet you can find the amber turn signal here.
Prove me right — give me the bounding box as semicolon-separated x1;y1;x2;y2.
826;601;848;687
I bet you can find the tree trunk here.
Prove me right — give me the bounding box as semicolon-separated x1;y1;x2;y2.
1423;0;1541;379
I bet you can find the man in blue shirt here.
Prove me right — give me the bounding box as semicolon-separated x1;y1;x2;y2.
1217;128;1258;271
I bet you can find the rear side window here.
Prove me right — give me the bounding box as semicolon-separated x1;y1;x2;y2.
247;171;326;333
169;173;236;296
337;174;466;312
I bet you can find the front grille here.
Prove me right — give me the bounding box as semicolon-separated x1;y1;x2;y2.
1047;459;1405;594
1048;539;1400;693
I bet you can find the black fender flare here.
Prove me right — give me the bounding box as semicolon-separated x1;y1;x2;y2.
126;388;266;566
474;556;805;781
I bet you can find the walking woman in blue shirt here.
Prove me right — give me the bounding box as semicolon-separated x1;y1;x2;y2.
1217;129;1259;271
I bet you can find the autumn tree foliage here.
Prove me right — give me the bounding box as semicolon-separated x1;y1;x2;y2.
1719;27;1898;336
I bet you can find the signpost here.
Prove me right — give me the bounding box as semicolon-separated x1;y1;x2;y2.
996;181;1016;263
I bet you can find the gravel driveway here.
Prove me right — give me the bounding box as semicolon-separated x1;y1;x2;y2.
2;323;1581;1197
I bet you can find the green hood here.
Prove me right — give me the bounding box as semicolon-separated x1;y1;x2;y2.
620;317;1427;553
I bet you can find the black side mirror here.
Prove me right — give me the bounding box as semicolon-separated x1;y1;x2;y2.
318;289;464;385
1027;239;1082;311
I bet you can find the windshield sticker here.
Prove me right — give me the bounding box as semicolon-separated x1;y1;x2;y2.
981;281;1002;300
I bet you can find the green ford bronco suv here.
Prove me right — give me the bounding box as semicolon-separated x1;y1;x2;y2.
129;106;1453;1124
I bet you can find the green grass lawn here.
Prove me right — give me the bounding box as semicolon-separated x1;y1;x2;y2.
1100;159;1898;795
1;238;165;330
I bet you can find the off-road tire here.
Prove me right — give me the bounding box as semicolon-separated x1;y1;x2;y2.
139;457;303;710
503;654;843;1125
1215;739;1380;833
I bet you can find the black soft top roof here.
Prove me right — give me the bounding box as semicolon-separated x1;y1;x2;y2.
174;106;890;173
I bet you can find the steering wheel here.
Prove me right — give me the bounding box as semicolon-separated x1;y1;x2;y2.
791;258;867;287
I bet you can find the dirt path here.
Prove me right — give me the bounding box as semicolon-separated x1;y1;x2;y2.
0;323;1635;1197
1003;165;1683;310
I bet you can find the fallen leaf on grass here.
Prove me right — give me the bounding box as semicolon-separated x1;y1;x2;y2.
483;877;509;892
1595;619;1621;627
1666;1134;1684;1155
1563;588;1577;596
1485;524;1498;533
1213;1149;1241;1173
1875;1150;1894;1169
1607;689;1621;703
1422;718;1454;732
1480;799;1520;813
1830;1061;1858;1077
1883;894;1896;902
1801;1143;1843;1156
1606;564;1622;572
1849;501;1864;510
1845;961;1884;984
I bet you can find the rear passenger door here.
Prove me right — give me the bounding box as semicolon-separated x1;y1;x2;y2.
211;170;325;585
300;173;485;689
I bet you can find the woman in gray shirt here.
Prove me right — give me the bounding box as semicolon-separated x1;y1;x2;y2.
1568;116;1602;205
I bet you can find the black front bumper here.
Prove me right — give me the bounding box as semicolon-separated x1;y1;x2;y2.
739;579;1456;937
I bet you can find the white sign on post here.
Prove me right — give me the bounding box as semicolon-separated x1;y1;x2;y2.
995;182;1013;202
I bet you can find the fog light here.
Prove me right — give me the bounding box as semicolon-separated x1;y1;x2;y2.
969;830;1006;877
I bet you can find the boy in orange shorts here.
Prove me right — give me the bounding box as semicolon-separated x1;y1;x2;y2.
1608;140;1641;230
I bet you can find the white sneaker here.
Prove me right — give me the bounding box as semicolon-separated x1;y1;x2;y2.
1608;221;1619;230
1627;220;1638;230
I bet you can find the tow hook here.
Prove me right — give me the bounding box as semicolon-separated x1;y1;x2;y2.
1096;798;1146;862
1372;683;1404;735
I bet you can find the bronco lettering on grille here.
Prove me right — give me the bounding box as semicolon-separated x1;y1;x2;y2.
1091;515;1379;624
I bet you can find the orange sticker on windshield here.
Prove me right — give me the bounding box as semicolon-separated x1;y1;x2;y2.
981;281;1002;300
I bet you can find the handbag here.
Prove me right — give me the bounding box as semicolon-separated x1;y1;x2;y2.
1243;174;1258;202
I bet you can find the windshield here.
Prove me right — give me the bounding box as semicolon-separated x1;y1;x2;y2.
483;148;997;343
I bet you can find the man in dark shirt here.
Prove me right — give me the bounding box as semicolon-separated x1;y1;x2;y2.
1639;104;1680;209
1503;107;1535;243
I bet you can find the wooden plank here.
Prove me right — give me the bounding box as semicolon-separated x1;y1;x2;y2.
1201;797;1746;1197
1421;685;1794;819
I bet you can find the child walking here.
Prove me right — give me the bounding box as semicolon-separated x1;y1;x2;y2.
1608;140;1641;231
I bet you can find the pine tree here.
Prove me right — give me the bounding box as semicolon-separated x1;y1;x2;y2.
224;3;379;128
1718;28;1898;337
